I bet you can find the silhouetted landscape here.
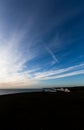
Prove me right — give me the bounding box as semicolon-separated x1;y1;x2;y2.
0;86;84;129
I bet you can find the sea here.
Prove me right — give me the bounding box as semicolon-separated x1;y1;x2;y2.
0;89;42;95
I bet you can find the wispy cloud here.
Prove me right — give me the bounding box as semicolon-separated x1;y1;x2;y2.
0;26;39;88
0;32;84;88
30;63;84;80
42;70;84;80
32;64;84;79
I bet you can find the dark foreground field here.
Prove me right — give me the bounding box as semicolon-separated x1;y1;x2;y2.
0;90;84;129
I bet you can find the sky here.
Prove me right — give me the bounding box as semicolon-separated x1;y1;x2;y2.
0;0;84;88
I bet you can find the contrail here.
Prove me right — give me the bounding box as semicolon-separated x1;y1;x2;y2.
45;46;58;64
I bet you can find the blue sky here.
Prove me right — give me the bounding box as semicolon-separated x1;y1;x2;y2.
0;0;84;88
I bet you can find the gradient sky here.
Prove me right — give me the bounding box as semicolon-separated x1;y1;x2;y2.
0;0;84;88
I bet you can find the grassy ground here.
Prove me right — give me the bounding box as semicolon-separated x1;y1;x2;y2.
0;90;84;129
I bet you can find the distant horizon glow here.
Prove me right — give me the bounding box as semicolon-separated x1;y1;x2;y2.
0;0;84;88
